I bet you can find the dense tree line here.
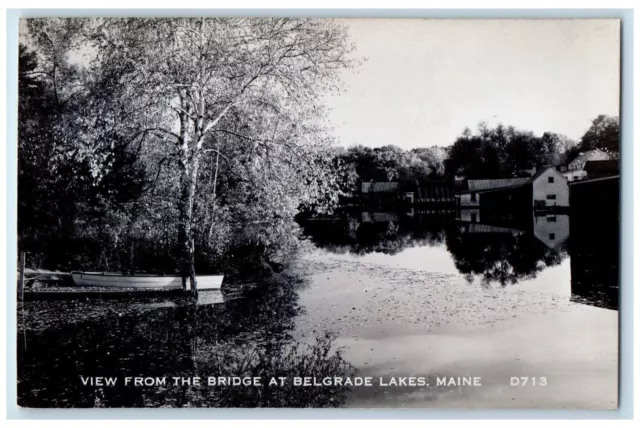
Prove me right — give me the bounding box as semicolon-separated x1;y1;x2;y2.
445;118;619;179
330;144;448;195
444;125;573;179
332;116;619;188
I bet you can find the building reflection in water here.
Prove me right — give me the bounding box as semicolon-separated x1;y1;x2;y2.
533;213;570;249
568;176;619;310
300;193;619;309
448;211;568;286
301;208;568;287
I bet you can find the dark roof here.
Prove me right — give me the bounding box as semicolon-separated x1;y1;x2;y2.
567;174;619;186
530;165;555;181
478;183;532;194
584;160;619;173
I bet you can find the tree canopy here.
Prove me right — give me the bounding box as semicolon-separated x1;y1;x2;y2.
579;114;620;155
19;18;359;275
443;123;576;179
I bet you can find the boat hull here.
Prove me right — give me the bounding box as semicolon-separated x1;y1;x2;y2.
71;273;223;290
193;276;225;290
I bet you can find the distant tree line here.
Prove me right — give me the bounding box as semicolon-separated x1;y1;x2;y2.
332;116;620;189
330;145;448;195
445;117;619;179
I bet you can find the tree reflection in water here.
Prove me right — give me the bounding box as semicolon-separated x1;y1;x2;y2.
445;224;566;286
300;209;451;256
299;209;568;286
17;273;355;408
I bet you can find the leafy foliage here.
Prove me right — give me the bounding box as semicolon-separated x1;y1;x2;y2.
17;18;619;276
19;18;358;274
332;144;447;194
579;115;620;155
444;123;576;179
444;119;617;180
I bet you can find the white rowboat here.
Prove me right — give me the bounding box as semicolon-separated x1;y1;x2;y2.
71;272;224;290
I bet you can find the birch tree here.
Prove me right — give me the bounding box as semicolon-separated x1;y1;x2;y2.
26;18;356;287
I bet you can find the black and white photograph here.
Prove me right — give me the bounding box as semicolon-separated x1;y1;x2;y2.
15;17;621;409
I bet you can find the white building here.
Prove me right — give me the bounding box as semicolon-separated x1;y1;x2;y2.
560;150;611;182
533;214;570;249
531;166;569;208
455;167;569;210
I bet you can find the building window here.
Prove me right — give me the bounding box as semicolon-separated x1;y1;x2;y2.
547;194;556;200
549;233;556;240
548;177;554;183
471;192;477;202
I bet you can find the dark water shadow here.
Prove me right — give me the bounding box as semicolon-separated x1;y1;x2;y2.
569;178;619;310
17;273;355;408
299;208;569;287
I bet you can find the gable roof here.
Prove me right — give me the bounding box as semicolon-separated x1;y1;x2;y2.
530;165;556;181
460;166;565;194
568;150;611;168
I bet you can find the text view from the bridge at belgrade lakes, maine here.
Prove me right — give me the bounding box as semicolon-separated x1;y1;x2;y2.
16;18;620;409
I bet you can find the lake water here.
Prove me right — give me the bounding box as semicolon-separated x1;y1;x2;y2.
16;208;619;408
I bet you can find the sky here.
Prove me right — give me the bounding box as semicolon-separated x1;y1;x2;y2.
324;19;620;150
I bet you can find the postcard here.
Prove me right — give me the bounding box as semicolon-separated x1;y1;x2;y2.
16;17;620;409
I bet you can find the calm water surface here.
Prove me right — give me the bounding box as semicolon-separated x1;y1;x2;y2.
17;208;618;408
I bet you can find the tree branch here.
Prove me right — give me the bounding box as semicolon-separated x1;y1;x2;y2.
201;148;243;179
211;128;271;143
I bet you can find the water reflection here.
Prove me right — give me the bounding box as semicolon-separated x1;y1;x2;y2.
17;274;355;408
17;205;618;408
533;214;570;249
302;209;451;257
446;218;567;286
569;185;619;310
300;208;569;287
300;205;618;304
